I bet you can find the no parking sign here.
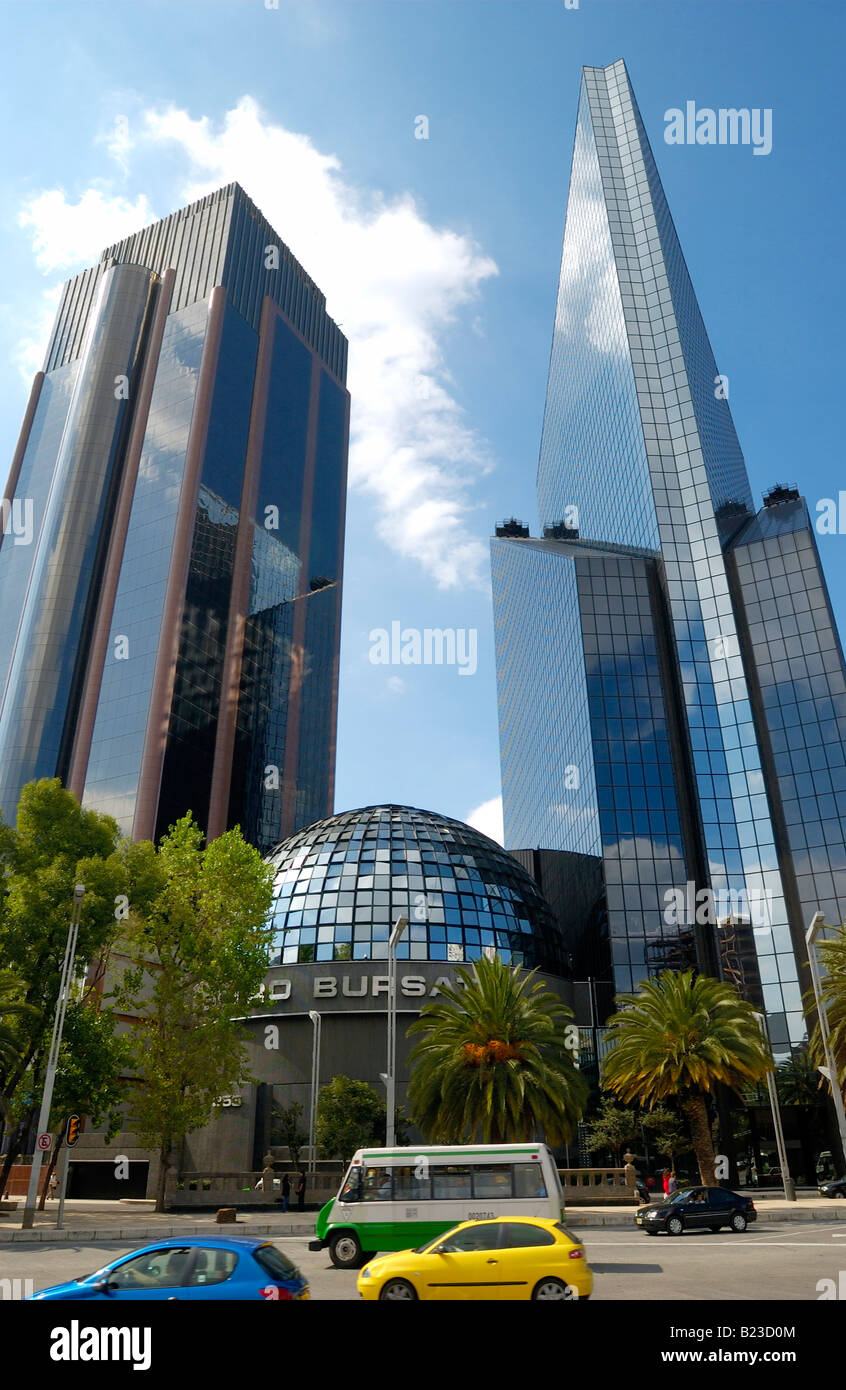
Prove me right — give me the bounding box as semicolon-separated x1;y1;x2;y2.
36;1133;51;1151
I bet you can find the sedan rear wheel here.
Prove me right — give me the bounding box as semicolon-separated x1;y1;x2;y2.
379;1278;417;1301
731;1212;747;1233
667;1215;684;1236
532;1277;577;1301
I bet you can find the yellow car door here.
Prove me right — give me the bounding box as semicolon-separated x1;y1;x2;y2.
495;1222;564;1301
420;1222;506;1301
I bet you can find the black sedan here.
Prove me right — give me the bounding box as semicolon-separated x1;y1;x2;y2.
819;1175;846;1198
636;1186;757;1236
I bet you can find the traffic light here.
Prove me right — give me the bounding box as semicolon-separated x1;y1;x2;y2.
66;1114;81;1147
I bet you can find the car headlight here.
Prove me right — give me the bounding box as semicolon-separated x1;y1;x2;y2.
647;1212;660;1219
360;1268;371;1279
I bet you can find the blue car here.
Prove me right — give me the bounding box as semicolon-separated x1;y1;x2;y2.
30;1236;309;1301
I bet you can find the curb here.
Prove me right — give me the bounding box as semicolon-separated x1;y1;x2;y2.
2;1206;845;1243
0;1221;317;1245
569;1207;846;1229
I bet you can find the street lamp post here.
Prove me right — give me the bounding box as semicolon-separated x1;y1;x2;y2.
752;1010;796;1202
21;883;85;1231
386;916;409;1147
308;1010;321;1179
805;912;846;1168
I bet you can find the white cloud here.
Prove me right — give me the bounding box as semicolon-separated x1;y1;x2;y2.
386;675;406;696
16;98;499;589
18;189;155;275
11;283;63;382
465;795;504;846
97;113;133;177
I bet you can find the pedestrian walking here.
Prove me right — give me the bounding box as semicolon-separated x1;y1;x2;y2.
297;1171;306;1211
662;1169;671;1198
281;1173;291;1213
668;1171;678;1196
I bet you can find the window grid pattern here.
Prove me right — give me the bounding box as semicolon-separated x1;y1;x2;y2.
730;502;846;933
537;78;658;550
579;62;802;1048
265;804;567;973
579;552;694;995
507;60;814;1050
491;537;601;856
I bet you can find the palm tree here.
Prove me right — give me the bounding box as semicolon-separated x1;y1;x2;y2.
776;1047;824;1107
808;923;846;1101
406;953;589;1143
600;971;772;1185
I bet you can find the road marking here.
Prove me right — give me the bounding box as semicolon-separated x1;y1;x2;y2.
581;1239;843;1248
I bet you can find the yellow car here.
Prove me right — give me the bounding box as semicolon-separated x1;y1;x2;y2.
356;1217;592;1301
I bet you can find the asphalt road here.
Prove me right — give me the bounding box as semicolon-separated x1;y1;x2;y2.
2;1223;845;1302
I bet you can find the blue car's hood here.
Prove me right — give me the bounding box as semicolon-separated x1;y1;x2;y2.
32;1282;101;1300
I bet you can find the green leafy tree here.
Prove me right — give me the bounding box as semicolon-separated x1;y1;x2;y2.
274;1100;308;1171
117;815;274;1211
601;971;772;1186
316;1076;386;1165
583;1098;640;1165
407;954;588;1143
0;972;37;1089
36;1002;133;1209
0;779;156;1198
641;1105;689;1172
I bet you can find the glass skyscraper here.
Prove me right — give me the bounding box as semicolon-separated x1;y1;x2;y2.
492;61;846;1055
0;183;349;853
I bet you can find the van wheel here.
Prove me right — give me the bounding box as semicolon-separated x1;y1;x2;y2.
329;1231;365;1269
730;1212;747;1233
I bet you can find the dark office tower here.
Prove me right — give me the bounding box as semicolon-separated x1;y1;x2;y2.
492;62;846;1055
0;184;349;853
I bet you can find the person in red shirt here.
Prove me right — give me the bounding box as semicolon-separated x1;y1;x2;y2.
662;1169;671;1198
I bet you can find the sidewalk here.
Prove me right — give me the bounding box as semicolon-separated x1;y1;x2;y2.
0;1199;320;1244
1;1194;844;1243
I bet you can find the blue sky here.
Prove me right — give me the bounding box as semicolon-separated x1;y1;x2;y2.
1;0;844;843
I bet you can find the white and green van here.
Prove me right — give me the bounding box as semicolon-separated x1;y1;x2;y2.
310;1143;565;1269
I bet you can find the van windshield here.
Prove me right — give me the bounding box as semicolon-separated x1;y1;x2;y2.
338;1166;362;1203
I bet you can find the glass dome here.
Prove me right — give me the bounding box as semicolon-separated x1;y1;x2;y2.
265;804;568;974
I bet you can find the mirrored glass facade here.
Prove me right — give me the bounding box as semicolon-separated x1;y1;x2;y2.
0;184;348;853
265;804;569;973
0;263;157;812
493;62;846;1053
727;495;846;938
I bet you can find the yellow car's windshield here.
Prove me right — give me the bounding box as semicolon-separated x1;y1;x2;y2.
413;1224;464;1255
